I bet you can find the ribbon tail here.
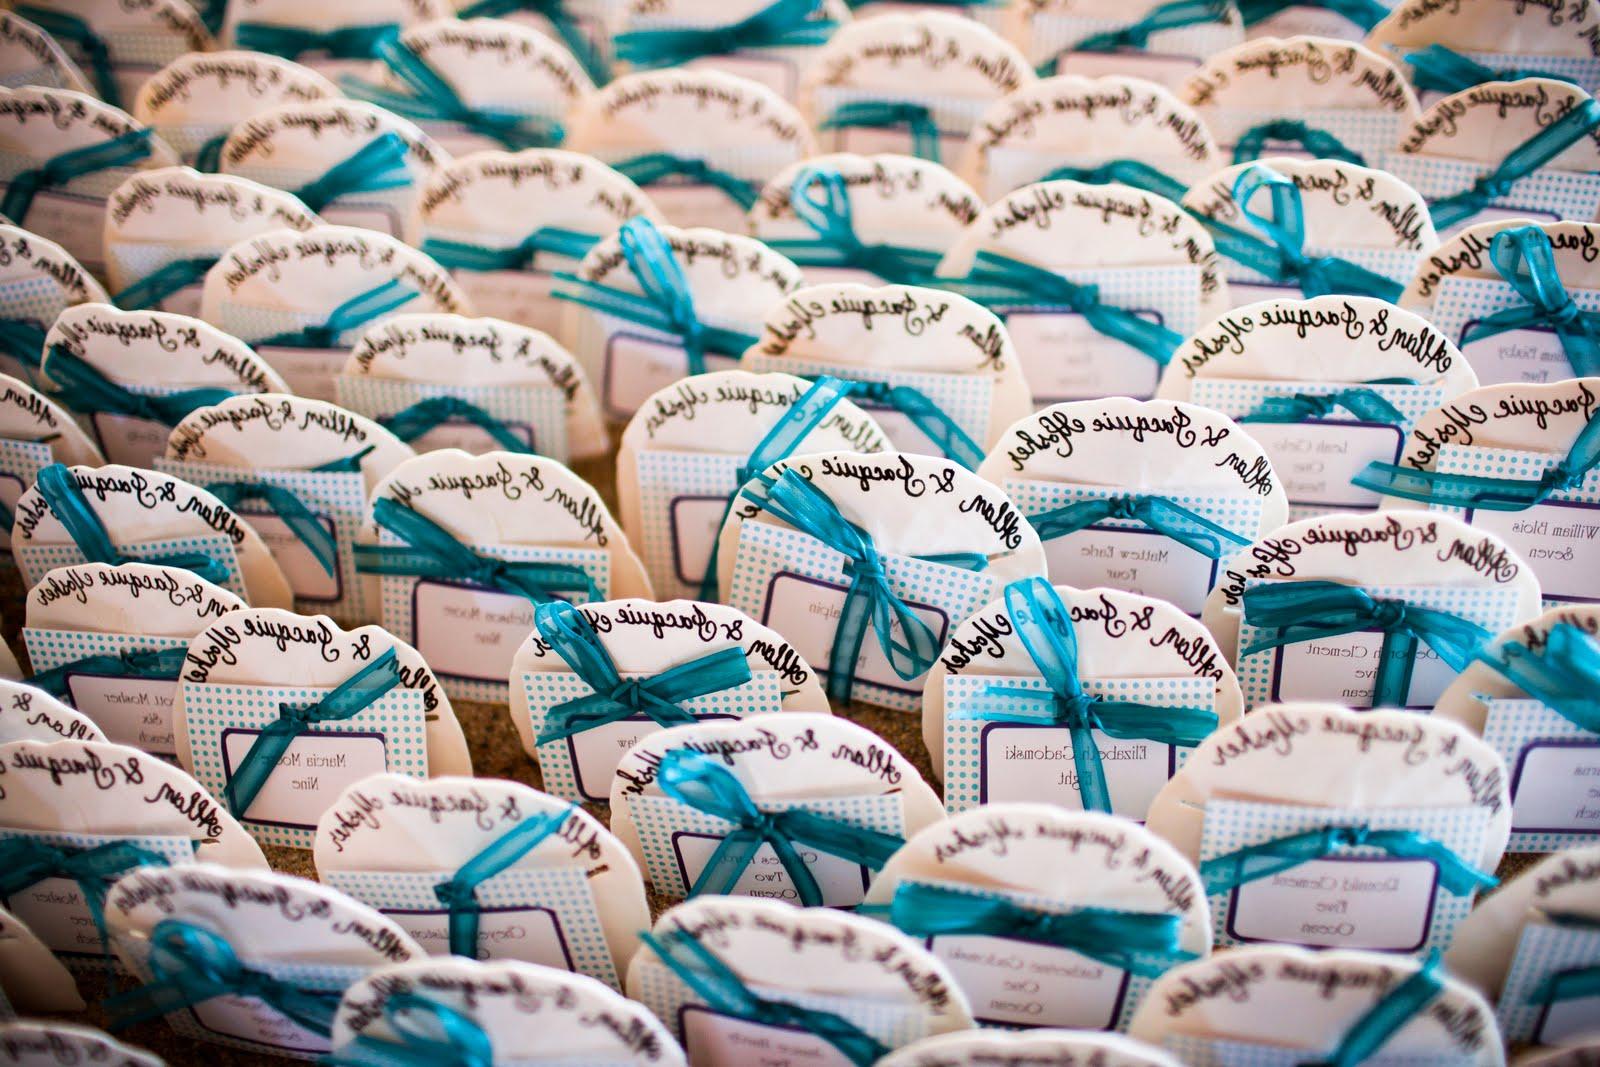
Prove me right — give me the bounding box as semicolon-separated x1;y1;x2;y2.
688;827;765;898
223;719;300;817
1071;723;1113;814
1371;629;1419;709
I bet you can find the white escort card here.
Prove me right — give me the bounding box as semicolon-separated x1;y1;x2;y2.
0;373;102;551
0;10;91;96
0;677;104;745
628;896;974;1064
173;607;472;848
716;450;1049;711
22;0;211;115
880;1030;1184;1067
1128;945;1506;1065
512;597;829;803
1147;703;1511;956
315;774;649;988
359;449;649;703
22;561;246;759
977;398;1286;615
0;223;108;387
925;581;1242;820
103;864;422;1059
0;1022;163;1067
1160;294;1478;521
610;713;941;908
416;149;660;347
618;369;888;601
609;0;840;102
1000;0;1242;89
0;906;82;1013
340;312;608;464
327;957;686;1066
159;392;415;622
216;0;455;82
200;224;471;404
864;805;1211;1032
936;180;1225;405
566;69;816;233
1369;0;1600;101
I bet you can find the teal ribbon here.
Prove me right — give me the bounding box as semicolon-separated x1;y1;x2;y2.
1403;45;1575;96
0;128;153;226
763;165;944;285
0;318;46;373
0;836;170;945
1241;386;1406;425
656;748;904;906
1040;160;1190;202
615;0;835;68
1027;492;1249;559
324;993;492;1067
1302;953;1446;1067
1478;623;1600;734
642;928;888;1066
884;879;1196;979
355;496;602;604
1233;119;1365;166
195;133;228;173
457;0;611;85
954;577;1218;813
206;480;339;578
434;803;577;957
820;101;941;162
256;278;419;349
1526;912;1600;1007
1043;0;1228;73
741;467;987;703
291;132;412;215
234;20;400;61
29;645;187;700
1235;0;1388;28
33;463;231;585
1429;99;1600;231
223;648;404;818
1202;825;1498;897
14;5;119;108
532;599;752;744
552;216;758;376
1460;224;1598;375
110;256;216;310
848;380;984;471
380;396;535;454
107;919;341;1034
610;153;760;211
44;345;234;429
341;38;564;151
421;228;598;273
1242;579;1490;708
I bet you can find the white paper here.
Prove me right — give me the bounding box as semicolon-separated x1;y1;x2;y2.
63;675;177;757
930;933;1127;1029
1227;857;1440;952
221;731;388;829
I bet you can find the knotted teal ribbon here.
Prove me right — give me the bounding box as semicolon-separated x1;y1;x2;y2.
1459;224;1599;375
1202;824;1498;897
656;748;904;906
1047;0;1228;71
764;165;944;285
355;496;602;604
611;153;760;210
223;648;404;817
256;278;419;349
342;38;564;151
434;802;577;957
642;927;889;1066
234;20;399;61
884;879;1196;978
848;380;984;471
205;480;338;579
457;0;611;85
380;395;535;455
29;644;187;700
1429;99;1600;231
1026;492;1249;559
0;128;153;226
14;5;120;108
1526;912;1600;1007
324;993;493;1067
741;467;987;703
532;599;752;744
1233;119;1365;166
1478;623;1600;734
552;216;758;376
1241;579;1490;708
44;345;235;429
820;101;941;162
107;919;341;1033
954;578;1218;813
110;256;217;311
0;836;170;944
1240;386;1406;425
33;463;231;584
1040;160;1189;203
1235;0;1388;29
291;132;412;215
615;0;835;68
1403;45;1574;96
421;228;598;273
0;318;46;373
1303;953;1446;1067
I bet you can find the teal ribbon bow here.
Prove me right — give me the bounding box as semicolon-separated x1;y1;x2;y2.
552;216;758;376
14;5;120;108
656;748;904;906
1233;119;1365;166
1202;825;1498;897
323;992;493;1067
44;345;235;429
0;836;171;944
1302;953;1446;1067
33;463;231;585
1040;160;1190;202
615;0;835;68
1403;45;1574;96
381;396;535;455
421;228;598;274
642;928;888;1066
223;648;404;818
848;380;984;471
0;128;153;226
611;153;760;210
532;599;752;744
107;919;341;1033
885;879;1196;978
457;0;611;85
741;467;987;703
234;20;399;61
1235;0;1388;28
355;496;602;604
1461;224;1598;375
1026;492;1249;559
1241;386;1407;425
0;318;47;374
342;38;564;151
1049;0;1228;70
291;132;412;215
205;480;339;579
1478;623;1600;734
956;578;1218;813
1242;579;1490;708
820;101;941;162
110;256;217;311
764;165;944;285
434;803;577;958
1429;99;1600;231
29;644;187;700
256;278;419;349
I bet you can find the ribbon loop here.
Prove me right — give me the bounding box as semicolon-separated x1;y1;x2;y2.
380;395;536;455
1201;823;1498;897
820;102;942;162
847;380;984;471
1232;119;1365;165
421;227;598;273
1039;159;1190;203
1241;386;1406;426
615;0;835;69
44;345;236;429
0;128;154;226
434;804;577;957
1403;45;1573;95
1429;100;1600;231
257;278;419;349
291;132;412;215
235;20;399;61
0;836;171;944
1026;492;1249;560
29;644;187;700
1478;622;1600;734
611;154;760;210
1062;0;1228;58
325;992;494;1067
205;480;339;578
1235;0;1387;28
768;165;944;284
1460;224;1600;376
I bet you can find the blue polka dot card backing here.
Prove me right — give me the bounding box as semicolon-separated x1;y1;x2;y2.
1479;697;1600;852
22;627;194;760
1495;916;1600;1045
